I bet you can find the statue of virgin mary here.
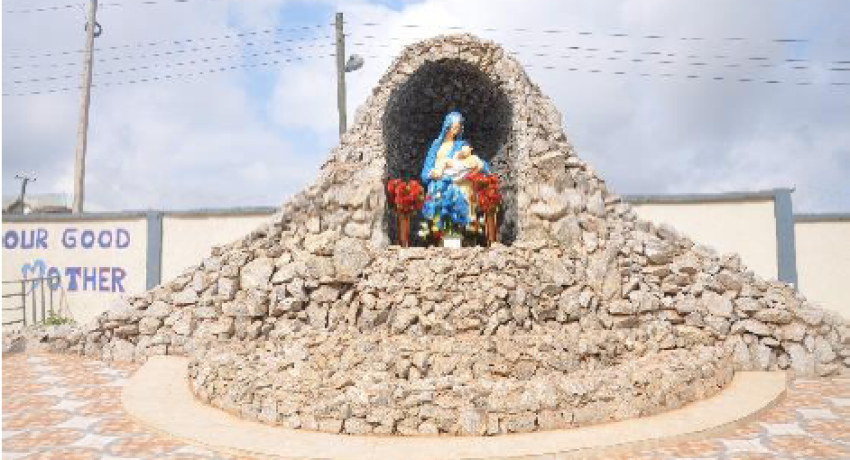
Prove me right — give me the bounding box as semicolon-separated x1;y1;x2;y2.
420;111;490;229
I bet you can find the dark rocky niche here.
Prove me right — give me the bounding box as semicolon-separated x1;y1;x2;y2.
382;58;517;246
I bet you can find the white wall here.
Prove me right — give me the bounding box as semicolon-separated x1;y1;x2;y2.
160;213;272;281
795;218;850;319
630;199;779;281
4;198;846;326
2;217;148;325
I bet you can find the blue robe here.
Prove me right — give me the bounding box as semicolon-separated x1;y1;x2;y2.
420;112;490;229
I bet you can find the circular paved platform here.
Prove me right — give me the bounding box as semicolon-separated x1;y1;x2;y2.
2;353;850;460
124;356;790;460
4;351;850;459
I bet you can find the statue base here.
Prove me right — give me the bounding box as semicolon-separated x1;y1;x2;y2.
442;236;462;248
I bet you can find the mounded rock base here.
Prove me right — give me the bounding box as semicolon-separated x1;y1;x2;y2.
188;337;733;436
36;36;848;442
128;356;788;460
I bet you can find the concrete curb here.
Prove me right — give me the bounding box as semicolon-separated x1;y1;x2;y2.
122;356;787;460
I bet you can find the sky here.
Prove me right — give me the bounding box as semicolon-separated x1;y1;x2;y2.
2;0;849;213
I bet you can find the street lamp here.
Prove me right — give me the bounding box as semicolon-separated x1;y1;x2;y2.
335;12;365;138
345;54;364;73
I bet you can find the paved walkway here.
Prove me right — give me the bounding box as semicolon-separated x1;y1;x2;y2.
3;351;849;459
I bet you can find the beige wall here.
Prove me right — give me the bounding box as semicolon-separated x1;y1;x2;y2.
160;213;272;281
795;219;850;319
2;217;148;325
630;200;779;281
4;202;846;326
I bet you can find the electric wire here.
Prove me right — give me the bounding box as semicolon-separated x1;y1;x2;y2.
6;45;335;85
2;53;333;97
4;23;331;59
6;36;334;72
346;34;848;72
350;21;813;45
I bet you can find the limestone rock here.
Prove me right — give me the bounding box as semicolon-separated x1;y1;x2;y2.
111;339;136;362
240;258;274;291
702;292;733;318
145;301;173;319
754;308;793;324
173;288;199;306
786;343;815;374
586;191;605;217
735;319;772;336
333;238;372;278
139;317;162;335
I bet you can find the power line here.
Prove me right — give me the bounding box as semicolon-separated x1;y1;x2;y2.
2;53;333;97
3;0;225;14
10;49;838;96
4;3;79;14
349;21;813;45
6;46;335;86
6;36;334;71
99;0;224;8
341;51;849;87
4;23;331;59
346;34;849;72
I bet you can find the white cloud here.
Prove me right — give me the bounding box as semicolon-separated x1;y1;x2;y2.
3;0;849;213
3;0;321;210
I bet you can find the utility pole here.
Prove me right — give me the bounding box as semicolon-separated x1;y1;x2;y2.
72;0;99;214
14;174;35;214
335;12;347;138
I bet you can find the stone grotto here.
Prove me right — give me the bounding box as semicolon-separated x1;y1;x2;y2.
34;34;848;436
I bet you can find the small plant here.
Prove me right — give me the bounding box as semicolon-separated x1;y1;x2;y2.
387;178;425;215
466;172;502;214
41;311;75;326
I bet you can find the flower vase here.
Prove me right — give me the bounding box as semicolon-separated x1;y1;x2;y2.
396;212;411;248
485;211;498;246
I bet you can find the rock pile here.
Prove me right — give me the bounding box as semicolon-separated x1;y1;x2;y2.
38;34;848;436
190;336;731;435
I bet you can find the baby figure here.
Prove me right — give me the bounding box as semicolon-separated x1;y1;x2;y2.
438;145;483;183
435;145;484;224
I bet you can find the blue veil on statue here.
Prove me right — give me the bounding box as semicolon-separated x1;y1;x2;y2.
420;111;490;229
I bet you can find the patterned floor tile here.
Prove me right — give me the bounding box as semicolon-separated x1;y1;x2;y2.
76;400;123;416
91;417;149;436
3;428;86;452
721;438;773;454
20;447;102;460
2;395;59;413
55;415;102;430
806;419;850;442
766;435;850;459
725;453;778;460
106;434;185;457
797;407;839;420
3;351;849;460
759;422;808;436
3;409;74;430
71;433;118;449
652;439;725;457
723;423;765;440
53;399;90;412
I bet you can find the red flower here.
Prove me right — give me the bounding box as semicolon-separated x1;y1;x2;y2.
388;178;426;214
468;173;501;213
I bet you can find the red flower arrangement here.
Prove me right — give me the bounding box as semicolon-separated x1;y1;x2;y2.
467;172;502;214
387;178;425;215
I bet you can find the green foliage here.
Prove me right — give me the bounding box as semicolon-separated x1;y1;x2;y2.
41;311;75;326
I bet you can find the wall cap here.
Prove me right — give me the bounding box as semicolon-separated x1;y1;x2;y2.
2;206;277;222
795;213;850;223
624;188;792;205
